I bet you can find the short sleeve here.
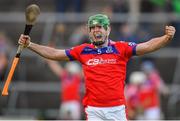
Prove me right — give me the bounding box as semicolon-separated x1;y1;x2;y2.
65;45;82;61
125;42;137;58
116;41;137;59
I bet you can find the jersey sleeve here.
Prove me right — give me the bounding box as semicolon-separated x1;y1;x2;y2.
65;45;82;61
125;42;137;58
117;41;137;59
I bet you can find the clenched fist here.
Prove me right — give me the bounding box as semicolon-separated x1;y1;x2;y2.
18;34;31;48
165;26;176;40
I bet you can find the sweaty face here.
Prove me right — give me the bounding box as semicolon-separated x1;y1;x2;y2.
89;25;109;46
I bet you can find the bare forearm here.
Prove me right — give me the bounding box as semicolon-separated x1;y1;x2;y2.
28;42;69;61
136;35;171;55
46;59;63;76
149;35;171;49
18;34;69;61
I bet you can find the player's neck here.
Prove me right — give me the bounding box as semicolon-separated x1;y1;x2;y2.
95;39;109;48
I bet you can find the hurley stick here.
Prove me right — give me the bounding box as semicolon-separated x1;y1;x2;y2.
2;4;40;96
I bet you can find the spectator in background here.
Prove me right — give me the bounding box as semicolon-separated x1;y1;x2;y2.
112;0;129;13
69;24;89;46
51;23;67;46
55;0;84;13
46;41;83;119
46;59;83;120
116;23;139;43
52;23;89;47
136;25;152;43
169;0;180;46
141;59;169;96
140;59;169;119
114;19;152;45
140;0;170;13
149;0;172;12
102;5;113;19
126;60;169;120
0;32;9;81
125;71;147;120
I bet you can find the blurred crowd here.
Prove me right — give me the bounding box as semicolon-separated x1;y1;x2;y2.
0;31;12;81
126;59;169;120
46;60;84;120
50;0;180;47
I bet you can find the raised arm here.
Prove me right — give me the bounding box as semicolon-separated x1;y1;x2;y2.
46;59;64;77
18;34;69;61
136;26;176;55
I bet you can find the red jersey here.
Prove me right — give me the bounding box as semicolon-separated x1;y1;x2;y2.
138;71;162;109
126;71;162;111
138;84;159;109
65;40;136;107
61;71;81;102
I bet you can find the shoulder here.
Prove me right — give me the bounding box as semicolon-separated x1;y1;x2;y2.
110;40;126;46
111;41;136;47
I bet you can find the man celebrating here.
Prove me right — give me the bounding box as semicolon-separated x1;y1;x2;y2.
18;14;175;121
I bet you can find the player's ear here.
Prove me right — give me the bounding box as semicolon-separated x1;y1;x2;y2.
107;26;111;36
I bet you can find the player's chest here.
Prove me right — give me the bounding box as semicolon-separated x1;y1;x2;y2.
80;46;125;66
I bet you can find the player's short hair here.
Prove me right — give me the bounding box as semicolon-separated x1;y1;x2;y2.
88;14;110;30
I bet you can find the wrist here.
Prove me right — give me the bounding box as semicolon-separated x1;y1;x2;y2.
27;42;32;48
165;34;172;40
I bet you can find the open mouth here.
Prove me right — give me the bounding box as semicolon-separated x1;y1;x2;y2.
94;33;103;39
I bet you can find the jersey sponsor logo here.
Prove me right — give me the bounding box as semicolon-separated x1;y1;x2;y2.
86;57;117;66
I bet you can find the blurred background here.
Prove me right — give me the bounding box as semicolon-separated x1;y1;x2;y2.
0;0;180;120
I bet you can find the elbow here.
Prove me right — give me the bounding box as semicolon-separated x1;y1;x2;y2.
136;44;148;55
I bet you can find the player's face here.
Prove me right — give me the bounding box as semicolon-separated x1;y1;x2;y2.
89;25;110;46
